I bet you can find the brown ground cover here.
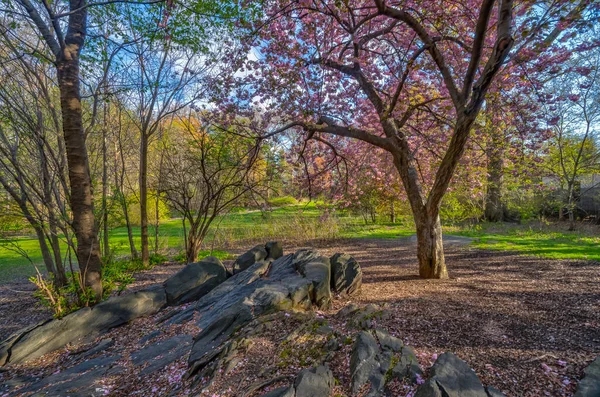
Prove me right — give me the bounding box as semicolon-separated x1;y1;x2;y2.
0;238;598;396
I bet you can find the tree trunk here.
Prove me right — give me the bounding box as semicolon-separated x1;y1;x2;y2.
139;134;149;266
389;199;395;223
414;212;448;279
39;132;67;286
48;212;67;286
154;152;165;254
484;129;505;222
186;226;200;264
567;183;576;231
56;56;102;299
115;134;138;259
34;226;57;276
101;122;109;257
154;195;160;253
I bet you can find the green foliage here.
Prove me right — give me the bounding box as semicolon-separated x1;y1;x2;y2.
268;195;298;206
439;191;483;225
119;192;170;227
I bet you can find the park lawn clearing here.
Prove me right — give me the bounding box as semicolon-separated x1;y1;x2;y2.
451;222;600;262
1;204;599;282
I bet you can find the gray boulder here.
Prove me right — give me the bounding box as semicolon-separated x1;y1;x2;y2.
345;303;392;330
575;356;600;397
233;245;268;273
164;256;227;305
266;241;284;260
330;253;362;295
293;250;331;309
294;365;334;397
350;331;382;395
259;365;333;397
414;352;490;397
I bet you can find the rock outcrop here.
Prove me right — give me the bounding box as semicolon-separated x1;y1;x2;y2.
0;257;228;366
184;249;336;376
0;244;534;397
0;285;166;365
575;356;600;397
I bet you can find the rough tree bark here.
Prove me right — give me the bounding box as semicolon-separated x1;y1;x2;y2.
18;0;103;297
55;2;103;298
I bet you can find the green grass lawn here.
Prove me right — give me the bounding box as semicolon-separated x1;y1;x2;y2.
1;204;598;283
451;222;600;262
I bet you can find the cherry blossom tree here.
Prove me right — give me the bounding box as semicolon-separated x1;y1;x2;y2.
234;0;596;278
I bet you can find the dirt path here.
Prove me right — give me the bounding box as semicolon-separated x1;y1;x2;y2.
1;238;598;396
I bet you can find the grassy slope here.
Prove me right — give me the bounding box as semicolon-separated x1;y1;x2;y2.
1;204;598;282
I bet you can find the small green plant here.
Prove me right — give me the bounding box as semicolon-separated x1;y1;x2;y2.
30;255;164;318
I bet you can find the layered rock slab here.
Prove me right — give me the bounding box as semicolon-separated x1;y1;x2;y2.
0;257;228;366
184;249;333;376
0;285;166;365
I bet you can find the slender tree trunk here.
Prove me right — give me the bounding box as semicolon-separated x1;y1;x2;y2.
154;151;165;254
154;194;160;253
34;226;57;276
186;224;200;263
56;55;102;299
101;121;109;257
123;198;137;259
559;206;564;221
182;216;188;256
414;210;448;279
484;131;505;222
390;199;396;223
139;134;149;266
115;135;138;259
186;237;200;264
38;129;67;286
567;182;576;231
48;214;67;286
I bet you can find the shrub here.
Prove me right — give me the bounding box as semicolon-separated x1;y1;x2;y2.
268;196;298;207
